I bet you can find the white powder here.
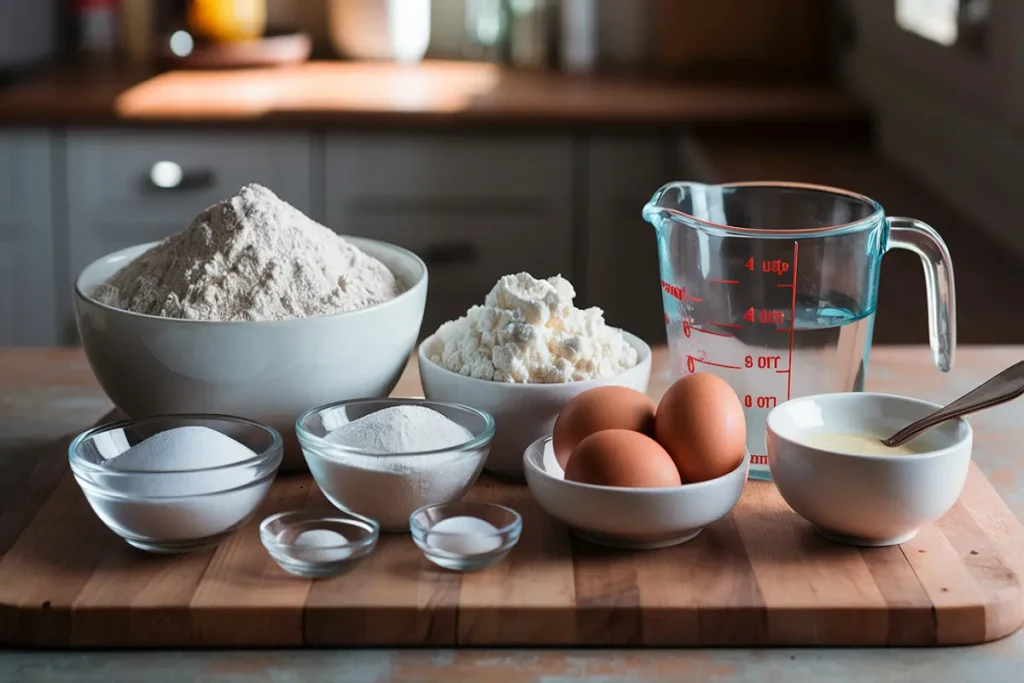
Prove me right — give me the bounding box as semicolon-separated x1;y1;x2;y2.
294;528;349;547
324;405;474;453
426;516;502;555
92;183;403;322
284;528;352;563
306;406;483;531
104;425;256;473
427;272;639;383
84;426;272;547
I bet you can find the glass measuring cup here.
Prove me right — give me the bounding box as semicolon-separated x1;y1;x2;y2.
642;181;955;480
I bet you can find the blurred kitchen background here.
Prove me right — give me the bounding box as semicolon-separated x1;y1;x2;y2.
0;0;1020;347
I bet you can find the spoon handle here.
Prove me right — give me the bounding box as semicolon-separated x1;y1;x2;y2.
883;361;1024;447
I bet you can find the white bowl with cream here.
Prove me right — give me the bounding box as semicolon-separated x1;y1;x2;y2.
766;392;973;547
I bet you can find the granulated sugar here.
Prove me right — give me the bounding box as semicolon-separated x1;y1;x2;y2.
90;426;271;546
93;184;403;322
308;405;482;531
104;425;256;474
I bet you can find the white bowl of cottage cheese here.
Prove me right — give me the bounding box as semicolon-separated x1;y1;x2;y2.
418;273;651;478
74;184;427;472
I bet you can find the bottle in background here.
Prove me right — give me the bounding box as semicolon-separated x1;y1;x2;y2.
560;0;596;73
74;0;119;63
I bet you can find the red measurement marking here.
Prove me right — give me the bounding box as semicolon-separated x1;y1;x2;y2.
687;355;742;371
660;280;701;303
693;327;731;338
787;242;799;400
684;320;732;338
744;354;782;369
775;369;790;374
744;394;778;409
709;278;740;284
777;283;794;288
746;258;791;275
744;307;786;325
751;454;768;465
709;321;742;329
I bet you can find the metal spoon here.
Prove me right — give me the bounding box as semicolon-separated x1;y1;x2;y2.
883;360;1024;447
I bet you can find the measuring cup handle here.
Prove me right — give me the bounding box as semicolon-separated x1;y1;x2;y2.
885;217;957;372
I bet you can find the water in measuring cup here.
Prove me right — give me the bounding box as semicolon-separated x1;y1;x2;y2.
666;296;875;480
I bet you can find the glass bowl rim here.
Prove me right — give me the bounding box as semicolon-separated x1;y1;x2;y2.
295;397;495;457
259;508;380;553
68;412;284;476
409;501;523;538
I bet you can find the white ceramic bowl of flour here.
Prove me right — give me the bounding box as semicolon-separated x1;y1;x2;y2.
296;398;494;531
74;237;427;472
69;414;283;553
418;331;651;478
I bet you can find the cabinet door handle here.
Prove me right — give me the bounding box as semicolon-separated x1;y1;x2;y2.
420;241;479;267
145;161;217;192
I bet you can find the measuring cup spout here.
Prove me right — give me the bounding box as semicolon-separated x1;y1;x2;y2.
641;181;715;231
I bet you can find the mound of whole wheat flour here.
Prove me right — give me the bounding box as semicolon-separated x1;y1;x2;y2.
93;184;403;322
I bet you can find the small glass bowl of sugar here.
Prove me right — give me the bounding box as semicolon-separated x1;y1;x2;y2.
410;501;522;572
69;414;283;554
260;509;379;578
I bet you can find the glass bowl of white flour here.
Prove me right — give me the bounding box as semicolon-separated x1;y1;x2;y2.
296;398;495;531
69;414;283;553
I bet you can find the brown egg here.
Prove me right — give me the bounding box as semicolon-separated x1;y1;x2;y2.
553;386;658;470
655;373;746;483
564;429;682;488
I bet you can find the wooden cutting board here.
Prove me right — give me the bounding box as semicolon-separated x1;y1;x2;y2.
1;423;1022;648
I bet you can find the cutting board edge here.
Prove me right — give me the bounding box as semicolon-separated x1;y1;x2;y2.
0;600;1021;648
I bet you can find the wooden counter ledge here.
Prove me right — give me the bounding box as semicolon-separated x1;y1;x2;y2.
0;61;864;128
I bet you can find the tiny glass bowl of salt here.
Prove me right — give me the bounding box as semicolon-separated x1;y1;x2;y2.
296;398;495;532
260;509;379;578
69;414;283;553
409;501;522;572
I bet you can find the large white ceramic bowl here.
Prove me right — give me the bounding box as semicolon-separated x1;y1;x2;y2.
523;436;749;549
767;392;973;547
418;332;651;478
74;237;427;472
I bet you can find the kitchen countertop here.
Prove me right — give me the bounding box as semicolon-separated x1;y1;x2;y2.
2;346;1023;682
0;61;864;128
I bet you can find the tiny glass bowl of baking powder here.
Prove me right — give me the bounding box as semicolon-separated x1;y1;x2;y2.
296;398;495;532
260;508;380;578
410;501;522;572
69;414;283;554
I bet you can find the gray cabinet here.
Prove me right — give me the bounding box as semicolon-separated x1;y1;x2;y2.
584;137;672;345
63;130;313;339
66;130;313;289
325;134;574;337
0;132;57;346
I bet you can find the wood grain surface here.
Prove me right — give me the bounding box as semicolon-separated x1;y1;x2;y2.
0;416;1021;648
0;61;863;127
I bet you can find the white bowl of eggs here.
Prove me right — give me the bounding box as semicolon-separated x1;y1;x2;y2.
523;374;750;549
